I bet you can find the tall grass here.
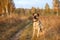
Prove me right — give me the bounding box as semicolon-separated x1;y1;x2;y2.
0;14;31;40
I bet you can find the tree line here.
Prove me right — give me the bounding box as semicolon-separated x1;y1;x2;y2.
0;0;60;16
15;3;52;16
0;0;15;16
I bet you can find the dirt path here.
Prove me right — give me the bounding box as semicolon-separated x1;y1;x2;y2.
11;22;32;40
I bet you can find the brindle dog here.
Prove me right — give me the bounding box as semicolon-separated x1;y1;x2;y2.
32;13;42;40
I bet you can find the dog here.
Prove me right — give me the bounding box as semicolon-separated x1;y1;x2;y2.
32;13;42;38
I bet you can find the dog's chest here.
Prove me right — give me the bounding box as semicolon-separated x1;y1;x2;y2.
33;21;40;29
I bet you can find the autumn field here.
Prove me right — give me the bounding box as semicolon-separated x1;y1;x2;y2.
0;15;60;40
19;16;60;40
0;14;32;40
0;0;60;40
38;16;60;40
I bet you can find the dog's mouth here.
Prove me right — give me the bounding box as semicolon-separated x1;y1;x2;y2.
34;16;37;19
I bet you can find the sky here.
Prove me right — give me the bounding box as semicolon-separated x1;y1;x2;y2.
13;0;53;9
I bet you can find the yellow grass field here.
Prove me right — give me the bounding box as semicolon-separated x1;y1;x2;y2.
0;15;60;40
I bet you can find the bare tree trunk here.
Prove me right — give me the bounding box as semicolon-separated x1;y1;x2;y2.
57;10;58;16
5;5;8;16
2;8;5;16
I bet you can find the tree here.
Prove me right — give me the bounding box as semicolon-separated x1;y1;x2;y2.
20;8;25;15
36;8;41;15
0;0;15;16
25;9;31;16
31;7;36;14
0;0;2;14
45;3;50;15
8;0;15;14
0;0;5;16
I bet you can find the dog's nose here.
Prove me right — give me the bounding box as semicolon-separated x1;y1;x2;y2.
34;16;37;19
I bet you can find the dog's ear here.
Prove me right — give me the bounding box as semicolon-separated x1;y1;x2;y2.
37;13;39;16
33;13;34;16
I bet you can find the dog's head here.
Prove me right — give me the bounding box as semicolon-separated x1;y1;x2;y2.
33;13;39;19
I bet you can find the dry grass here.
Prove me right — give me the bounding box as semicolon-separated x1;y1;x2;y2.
0;14;31;40
38;16;60;40
0;15;60;40
16;15;60;40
